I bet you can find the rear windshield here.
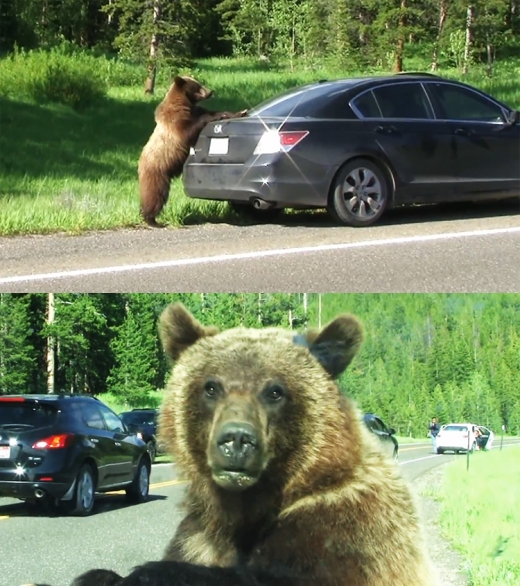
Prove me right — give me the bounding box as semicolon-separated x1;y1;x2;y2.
249;82;352;118
0;402;58;428
443;425;468;432
120;412;157;426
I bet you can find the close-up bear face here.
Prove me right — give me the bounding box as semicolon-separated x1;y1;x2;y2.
158;303;364;493
173;75;214;102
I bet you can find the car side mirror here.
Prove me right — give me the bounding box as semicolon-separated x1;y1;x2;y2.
388;427;396;435
495;109;519;131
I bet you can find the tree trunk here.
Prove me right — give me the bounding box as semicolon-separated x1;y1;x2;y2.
394;0;407;72
431;0;448;72
463;5;475;75
144;0;161;95
47;293;55;394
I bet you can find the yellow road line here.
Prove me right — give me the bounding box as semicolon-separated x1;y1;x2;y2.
0;479;187;519
105;478;186;496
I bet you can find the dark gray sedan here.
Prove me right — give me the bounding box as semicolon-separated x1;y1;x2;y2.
182;73;520;227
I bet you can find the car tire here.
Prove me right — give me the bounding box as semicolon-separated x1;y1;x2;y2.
71;463;96;516
436;448;444;454
126;458;150;504
329;158;390;227
229;201;283;223
146;440;156;463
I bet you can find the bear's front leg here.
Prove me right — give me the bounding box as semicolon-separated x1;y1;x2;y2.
71;569;123;586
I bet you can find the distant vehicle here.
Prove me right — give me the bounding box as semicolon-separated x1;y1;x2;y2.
183;73;520;227
363;413;399;460
0;394;151;515
435;423;494;454
119;408;161;463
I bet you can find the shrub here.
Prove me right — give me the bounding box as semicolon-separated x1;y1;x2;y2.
0;46;108;110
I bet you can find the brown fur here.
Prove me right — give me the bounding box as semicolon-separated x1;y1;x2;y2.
138;76;248;227
62;303;437;586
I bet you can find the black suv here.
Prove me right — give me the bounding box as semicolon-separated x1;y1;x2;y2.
0;394;151;515
363;413;399;460
119;409;161;463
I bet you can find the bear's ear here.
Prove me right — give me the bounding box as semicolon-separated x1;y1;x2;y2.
159;303;219;362
294;315;364;378
173;76;186;88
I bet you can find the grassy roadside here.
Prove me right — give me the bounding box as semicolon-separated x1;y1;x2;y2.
436;448;520;586
1;53;520;236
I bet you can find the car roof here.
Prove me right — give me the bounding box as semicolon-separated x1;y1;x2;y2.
0;394;99;402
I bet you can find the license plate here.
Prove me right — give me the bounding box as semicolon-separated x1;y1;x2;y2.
208;138;229;156
0;446;10;459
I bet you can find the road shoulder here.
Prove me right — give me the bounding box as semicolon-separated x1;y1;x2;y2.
413;465;469;586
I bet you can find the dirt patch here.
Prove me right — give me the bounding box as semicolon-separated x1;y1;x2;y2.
413;466;469;586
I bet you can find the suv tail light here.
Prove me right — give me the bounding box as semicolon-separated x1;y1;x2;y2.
0;397;25;402
32;434;74;449
254;130;309;155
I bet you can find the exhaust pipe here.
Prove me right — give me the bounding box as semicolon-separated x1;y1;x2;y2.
34;488;45;499
252;198;273;210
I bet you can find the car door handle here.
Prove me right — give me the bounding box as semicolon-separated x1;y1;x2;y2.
375;125;398;135
90;438;99;443
115;442;121;446
454;127;472;136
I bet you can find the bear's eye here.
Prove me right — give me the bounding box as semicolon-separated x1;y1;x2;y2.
204;380;220;399
265;384;285;402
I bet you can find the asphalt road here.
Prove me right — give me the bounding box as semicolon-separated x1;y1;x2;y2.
0;200;519;293
1;438;519;586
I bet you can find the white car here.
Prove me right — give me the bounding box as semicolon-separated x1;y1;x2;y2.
435;423;494;454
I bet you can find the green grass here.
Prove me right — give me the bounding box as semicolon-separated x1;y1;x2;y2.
395;435;430;444
1;52;520;236
437;448;520;586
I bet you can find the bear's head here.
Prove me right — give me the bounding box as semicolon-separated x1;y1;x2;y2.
158;303;364;495
173;75;214;102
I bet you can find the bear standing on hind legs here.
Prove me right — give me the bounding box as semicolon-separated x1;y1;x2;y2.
50;303;437;586
138;76;248;227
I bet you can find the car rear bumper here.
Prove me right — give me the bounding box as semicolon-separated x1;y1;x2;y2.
0;479;73;500
182;156;331;208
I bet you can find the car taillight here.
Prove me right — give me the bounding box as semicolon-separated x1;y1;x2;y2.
437;433;441;438
0;397;25;402
32;434;74;449
254;130;309;155
462;433;468;438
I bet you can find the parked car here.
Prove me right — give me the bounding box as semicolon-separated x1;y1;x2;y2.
435;423;494;454
0;394;151;515
183;73;520;227
119;408;161;463
363;413;399;460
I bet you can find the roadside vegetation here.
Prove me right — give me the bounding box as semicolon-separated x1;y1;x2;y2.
1;1;519;235
437;448;520;586
1;293;519;439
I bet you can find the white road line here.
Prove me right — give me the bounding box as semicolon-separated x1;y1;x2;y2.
1;226;520;284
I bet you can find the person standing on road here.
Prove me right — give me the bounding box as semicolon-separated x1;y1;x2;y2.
428;417;440;453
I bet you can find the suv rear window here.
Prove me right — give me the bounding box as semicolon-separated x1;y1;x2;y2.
443;425;468;432
121;412;157;426
0;402;58;428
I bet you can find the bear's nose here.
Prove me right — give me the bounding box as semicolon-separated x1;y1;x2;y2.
216;422;258;465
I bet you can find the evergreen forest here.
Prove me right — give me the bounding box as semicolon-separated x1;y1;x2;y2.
2;0;520;74
1;293;519;438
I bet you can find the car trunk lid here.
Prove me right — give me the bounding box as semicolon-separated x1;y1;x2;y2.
190;116;309;164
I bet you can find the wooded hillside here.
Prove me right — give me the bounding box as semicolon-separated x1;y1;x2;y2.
1;293;519;437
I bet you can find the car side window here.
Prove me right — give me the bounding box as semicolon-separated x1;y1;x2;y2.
428;83;505;122
351;90;382;118
82;403;106;430
370;83;433;119
98;405;125;433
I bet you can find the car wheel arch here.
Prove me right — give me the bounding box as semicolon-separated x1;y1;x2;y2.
328;154;397;209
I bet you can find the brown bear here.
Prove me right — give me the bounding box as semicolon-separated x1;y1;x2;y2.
48;303;437;586
138;76;248;227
